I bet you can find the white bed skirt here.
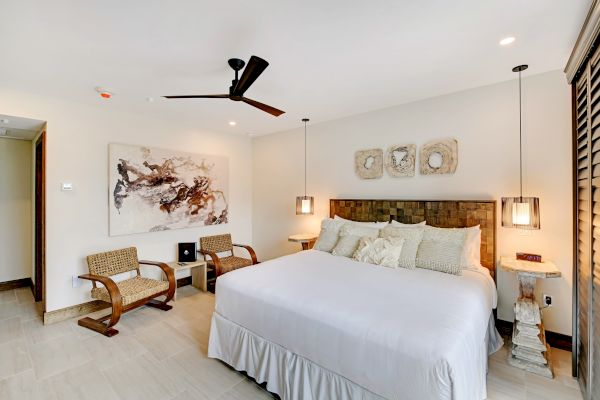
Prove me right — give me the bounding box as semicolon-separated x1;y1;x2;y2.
209;311;504;400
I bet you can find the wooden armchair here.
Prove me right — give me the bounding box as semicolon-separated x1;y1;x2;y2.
199;234;258;277
78;247;175;337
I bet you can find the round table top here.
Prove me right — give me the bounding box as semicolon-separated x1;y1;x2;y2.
288;233;318;243
499;256;561;278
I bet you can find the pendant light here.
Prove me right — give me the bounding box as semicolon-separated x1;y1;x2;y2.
501;65;540;229
296;118;314;215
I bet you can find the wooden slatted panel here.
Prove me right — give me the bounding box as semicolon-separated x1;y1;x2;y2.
591;50;600;399
576;64;591;395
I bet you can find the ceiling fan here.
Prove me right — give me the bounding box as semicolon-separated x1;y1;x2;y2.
163;56;285;117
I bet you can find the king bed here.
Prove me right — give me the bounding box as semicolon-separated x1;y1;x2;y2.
208;200;502;400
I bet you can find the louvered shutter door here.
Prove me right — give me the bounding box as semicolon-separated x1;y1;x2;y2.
576;60;591;396
591;48;600;399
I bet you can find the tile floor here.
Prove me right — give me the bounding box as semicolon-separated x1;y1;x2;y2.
0;285;583;400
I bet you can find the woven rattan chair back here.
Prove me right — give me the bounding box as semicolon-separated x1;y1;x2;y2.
200;234;233;254
86;247;140;277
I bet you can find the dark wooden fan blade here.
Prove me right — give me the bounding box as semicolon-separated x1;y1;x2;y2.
162;94;230;99
233;56;269;95
242;97;285;117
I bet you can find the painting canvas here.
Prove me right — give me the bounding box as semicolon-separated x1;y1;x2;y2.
109;143;229;236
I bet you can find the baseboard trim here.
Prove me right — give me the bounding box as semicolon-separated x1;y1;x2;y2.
43;300;110;325
0;278;33;292
496;319;572;352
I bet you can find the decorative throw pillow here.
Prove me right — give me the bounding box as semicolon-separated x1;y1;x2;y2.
313;218;346;252
333;215;389;228
461;225;481;268
390;220;426;227
379;225;424;269
416;226;467;275
331;224;381;258
353;237;406;268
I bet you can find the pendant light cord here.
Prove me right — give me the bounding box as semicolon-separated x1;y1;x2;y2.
304;120;307;197
518;69;523;201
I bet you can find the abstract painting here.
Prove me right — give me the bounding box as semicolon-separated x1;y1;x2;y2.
109;143;228;236
385;144;416;177
419;138;458;175
355;149;383;179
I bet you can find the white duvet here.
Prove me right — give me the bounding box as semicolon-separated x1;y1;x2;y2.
211;250;500;400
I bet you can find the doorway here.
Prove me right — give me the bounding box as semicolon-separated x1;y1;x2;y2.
34;131;45;305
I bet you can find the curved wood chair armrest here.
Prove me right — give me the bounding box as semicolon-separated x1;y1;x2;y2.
233;243;258;264
198;250;224;276
138;260;176;301
78;274;123;326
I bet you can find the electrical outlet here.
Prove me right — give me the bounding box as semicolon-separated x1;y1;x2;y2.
543;294;553;307
72;275;81;288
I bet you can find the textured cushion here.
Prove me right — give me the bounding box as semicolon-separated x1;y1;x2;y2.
332;224;381;258
390;220;426;227
333;215;389;228
211;256;252;274
91;276;168;306
353;237;405;268
313;218;346;252
461;225;481;268
416;226;467;275
380;225;425;269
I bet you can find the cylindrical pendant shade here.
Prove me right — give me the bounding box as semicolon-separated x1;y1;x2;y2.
296;195;314;215
501;197;540;229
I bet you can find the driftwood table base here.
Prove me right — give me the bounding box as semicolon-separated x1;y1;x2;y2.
500;257;561;379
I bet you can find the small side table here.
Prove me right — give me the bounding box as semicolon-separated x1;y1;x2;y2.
165;260;208;300
288;234;318;250
500;256;561;378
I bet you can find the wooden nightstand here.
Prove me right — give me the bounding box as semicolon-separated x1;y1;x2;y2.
165;260;208;300
500;256;561;378
288;233;318;250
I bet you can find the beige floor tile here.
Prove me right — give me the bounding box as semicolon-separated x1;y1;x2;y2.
28;333;91;380
164;313;211;354
135;320;195;361
22;318;73;345
103;353;183;400
0;339;32;380
15;288;34;304
47;362;119;400
0;302;22;321
0;317;24;345
162;347;245;399
0;290;17;305
218;378;275;399
83;330;147;371
524;372;583;400
0;370;56;400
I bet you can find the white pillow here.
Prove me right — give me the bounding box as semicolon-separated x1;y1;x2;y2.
461;225;481;268
379;225;424;269
390;220;426;227
331;224;381;258
334;215;389;228
353;237;406;268
313;218;346;252
416;226;467;275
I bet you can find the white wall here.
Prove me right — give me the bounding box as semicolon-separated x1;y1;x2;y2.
252;70;573;335
0;138;32;282
0;87;253;312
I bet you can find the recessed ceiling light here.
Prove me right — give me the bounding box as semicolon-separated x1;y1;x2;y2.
229;121;237;126
95;86;113;99
499;36;516;46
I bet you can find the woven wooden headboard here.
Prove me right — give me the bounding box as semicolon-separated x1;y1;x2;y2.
329;199;497;278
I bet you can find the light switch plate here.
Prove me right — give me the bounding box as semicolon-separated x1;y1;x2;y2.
72;275;80;288
61;182;73;191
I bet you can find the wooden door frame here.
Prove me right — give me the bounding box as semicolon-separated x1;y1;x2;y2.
34;131;46;309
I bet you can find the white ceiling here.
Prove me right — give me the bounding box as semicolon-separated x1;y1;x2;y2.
0;0;589;135
0;114;45;140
